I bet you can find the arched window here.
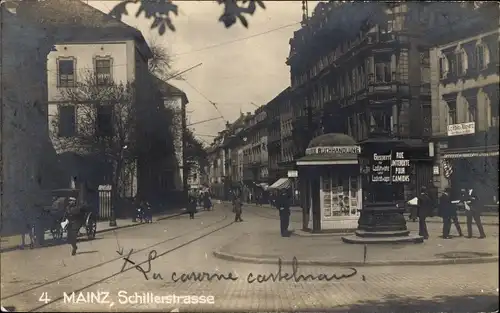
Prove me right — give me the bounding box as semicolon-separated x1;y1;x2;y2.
455;48;467;76
438;54;449;79
476;42;490;70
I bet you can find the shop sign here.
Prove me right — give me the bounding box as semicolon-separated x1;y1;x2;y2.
390;151;411;183
447;122;475;137
370;153;392;183
305;145;361;155
287;170;298;178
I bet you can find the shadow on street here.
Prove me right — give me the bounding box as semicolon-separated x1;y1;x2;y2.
313;293;499;313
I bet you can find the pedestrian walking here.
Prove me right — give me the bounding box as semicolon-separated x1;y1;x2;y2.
462;188;486;239
187;191;197;219
233;192;243;222
439;187;463;239
66;197;84;256
203;191;212;211
417;186;432;239
276;189;291;237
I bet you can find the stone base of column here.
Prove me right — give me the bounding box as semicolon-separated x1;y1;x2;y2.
341;203;424;244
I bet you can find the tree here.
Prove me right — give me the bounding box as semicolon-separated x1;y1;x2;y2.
50;71;139;217
109;0;266;35
184;128;208;177
147;36;182;80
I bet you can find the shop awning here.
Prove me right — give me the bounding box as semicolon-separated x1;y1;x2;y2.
256;183;269;190
268;178;291;190
296;153;358;166
443;151;499;159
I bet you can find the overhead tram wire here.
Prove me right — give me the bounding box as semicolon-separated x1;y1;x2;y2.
172;22;301;56
182;79;227;124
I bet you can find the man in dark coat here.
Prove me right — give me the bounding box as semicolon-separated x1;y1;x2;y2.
66;197;85;256
187;191;197;219
439;187;463;239
276;189;291;237
233;191;243;222
462;188;486;238
417;186;433;239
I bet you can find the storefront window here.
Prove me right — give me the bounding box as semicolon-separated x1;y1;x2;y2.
321;172;360;218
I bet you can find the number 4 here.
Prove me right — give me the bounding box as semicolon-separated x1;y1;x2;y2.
39;292;51;304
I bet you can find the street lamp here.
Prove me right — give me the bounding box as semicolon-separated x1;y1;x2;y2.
109;144;128;227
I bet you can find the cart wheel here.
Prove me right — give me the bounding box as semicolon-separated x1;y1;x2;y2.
86;213;97;240
51;227;63;240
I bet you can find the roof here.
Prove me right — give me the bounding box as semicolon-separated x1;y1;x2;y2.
308;133;357;148
16;0;152;57
151;75;189;104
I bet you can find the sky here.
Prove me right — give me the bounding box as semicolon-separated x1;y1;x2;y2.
87;0;323;144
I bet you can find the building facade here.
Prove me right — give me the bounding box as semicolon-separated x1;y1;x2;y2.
430;28;499;205
0;4;62;235
286;2;479;209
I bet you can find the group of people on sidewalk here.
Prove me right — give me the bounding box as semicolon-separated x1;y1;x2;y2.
413;186;486;240
186;189;213;219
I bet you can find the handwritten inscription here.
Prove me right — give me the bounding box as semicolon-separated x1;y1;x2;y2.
247;257;357;283
118;250;358;283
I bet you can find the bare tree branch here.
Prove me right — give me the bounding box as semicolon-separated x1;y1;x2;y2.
50;71;139;197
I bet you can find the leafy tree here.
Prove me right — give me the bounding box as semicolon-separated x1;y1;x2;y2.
50;71;139;201
184;128;208;176
109;0;266;35
147;36;182;80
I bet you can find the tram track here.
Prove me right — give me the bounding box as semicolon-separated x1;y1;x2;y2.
1;208;235;312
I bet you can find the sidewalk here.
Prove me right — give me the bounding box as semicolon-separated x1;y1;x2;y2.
214;226;499;267
0;208;185;253
245;203;499;225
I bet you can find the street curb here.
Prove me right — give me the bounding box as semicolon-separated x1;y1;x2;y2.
96;211;185;234
213;249;499;267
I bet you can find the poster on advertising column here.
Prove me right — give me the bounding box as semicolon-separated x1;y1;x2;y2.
371;152;392;183
391;151;411;183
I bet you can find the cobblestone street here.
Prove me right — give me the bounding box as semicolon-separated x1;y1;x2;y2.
1;204;497;312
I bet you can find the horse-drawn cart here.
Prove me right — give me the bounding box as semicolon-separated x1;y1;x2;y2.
49;189;97;240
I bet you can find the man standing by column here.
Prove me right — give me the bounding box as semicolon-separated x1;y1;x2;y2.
276;189;291;237
417;186;432;240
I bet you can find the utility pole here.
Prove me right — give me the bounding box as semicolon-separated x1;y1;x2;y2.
301;0;312;231
182;99;189;206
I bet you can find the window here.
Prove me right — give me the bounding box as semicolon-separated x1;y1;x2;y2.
96;105;113;136
58;59;75;87
476;44;486;70
95;59;112;85
58;105;76;137
375;62;391;83
466;99;476;123
439;56;447;79
455;50;464;76
369;109;392;134
447;101;457;125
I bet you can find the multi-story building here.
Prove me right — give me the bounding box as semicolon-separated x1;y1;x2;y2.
265;88;291;184
286;2;488;205
240;107;268;198
430;28;499;206
16;0;156;206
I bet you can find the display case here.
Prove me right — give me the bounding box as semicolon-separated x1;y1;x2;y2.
320;171;361;218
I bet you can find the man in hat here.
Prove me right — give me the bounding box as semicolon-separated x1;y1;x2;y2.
66;197;83;256
417;186;433;239
462;188;486;238
439;187;463;239
276;189;291;237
